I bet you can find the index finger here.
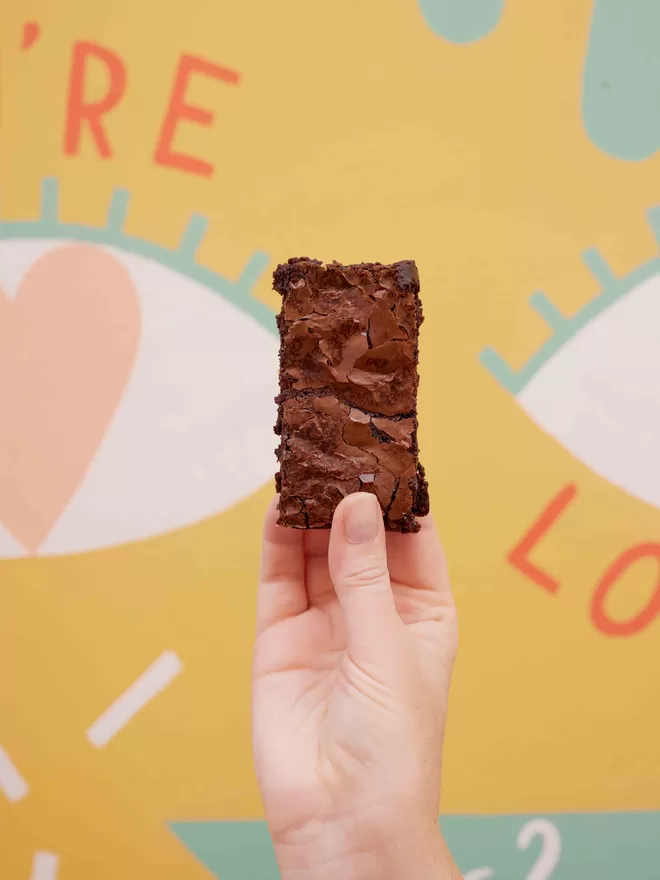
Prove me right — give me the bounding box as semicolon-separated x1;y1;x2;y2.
256;497;308;635
386;513;452;599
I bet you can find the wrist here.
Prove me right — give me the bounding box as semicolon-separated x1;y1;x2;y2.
273;812;458;880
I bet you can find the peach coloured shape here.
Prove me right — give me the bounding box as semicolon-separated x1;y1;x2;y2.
21;21;41;50
0;244;140;552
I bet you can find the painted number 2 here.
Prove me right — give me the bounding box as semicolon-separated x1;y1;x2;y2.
465;818;561;880
518;819;561;880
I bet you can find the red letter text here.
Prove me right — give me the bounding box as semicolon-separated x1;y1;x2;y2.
508;484;578;594
154;54;240;178
64;42;127;158
591;543;660;637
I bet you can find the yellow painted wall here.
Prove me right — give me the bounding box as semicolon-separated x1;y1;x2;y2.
1;1;659;877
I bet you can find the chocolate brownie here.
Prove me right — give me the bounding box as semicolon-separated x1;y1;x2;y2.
273;257;429;532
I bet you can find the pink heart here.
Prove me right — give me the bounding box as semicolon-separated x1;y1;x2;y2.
0;244;140;552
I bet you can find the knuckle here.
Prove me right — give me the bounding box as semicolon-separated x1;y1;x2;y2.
341;558;389;589
444;600;459;629
443;602;459;639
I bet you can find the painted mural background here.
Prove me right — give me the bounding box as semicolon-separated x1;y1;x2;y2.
1;1;659;877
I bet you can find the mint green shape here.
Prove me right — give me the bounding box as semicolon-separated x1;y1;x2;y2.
170;813;660;879
170;821;278;879
0;178;276;336
418;0;504;44
583;0;660;160
443;813;660;879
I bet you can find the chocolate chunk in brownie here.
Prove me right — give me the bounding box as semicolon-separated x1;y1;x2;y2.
274;257;429;532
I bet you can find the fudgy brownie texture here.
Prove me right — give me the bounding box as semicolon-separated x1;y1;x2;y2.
274;257;429;532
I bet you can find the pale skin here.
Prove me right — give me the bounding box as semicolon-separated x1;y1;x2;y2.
252;491;462;880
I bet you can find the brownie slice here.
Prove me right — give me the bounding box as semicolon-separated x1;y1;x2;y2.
273;257;429;532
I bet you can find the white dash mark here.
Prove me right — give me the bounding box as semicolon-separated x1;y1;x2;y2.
0;745;29;802
86;651;183;748
30;852;59;880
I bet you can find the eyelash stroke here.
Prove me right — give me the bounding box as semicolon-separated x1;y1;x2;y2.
0;177;276;336
480;207;660;395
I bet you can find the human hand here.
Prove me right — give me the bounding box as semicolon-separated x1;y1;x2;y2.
252;492;460;880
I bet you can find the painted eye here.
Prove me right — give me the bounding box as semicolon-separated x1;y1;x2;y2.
481;208;660;511
0;179;278;557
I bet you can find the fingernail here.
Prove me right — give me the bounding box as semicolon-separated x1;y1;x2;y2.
344;493;381;544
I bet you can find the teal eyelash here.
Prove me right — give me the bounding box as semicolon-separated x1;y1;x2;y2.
480;207;660;395
0;177;276;335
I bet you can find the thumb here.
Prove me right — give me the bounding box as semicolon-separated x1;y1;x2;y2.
328;493;400;660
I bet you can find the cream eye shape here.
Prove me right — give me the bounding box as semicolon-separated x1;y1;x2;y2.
481;211;660;512
0;180;278;557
